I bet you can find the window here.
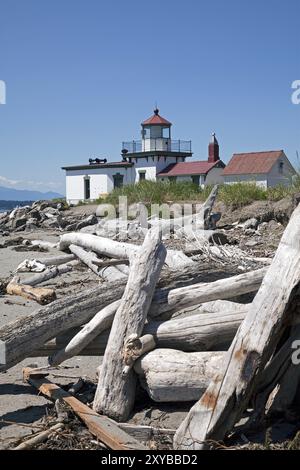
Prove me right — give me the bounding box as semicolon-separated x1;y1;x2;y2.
192;175;200;185
162;127;170;138
279;161;284;174
139;171;146;182
113;173;124;189
168;176;177;183
84;177;90;200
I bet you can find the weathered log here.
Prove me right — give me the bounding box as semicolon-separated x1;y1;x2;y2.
68;245;99;276
59;232;193;270
23;368;146;450
26;240;58;249
0;267;264;371
38;253;76;266
174;202;300;450
93;228;167;421
68;244;128;281
32;307;246;359
149;185;219;235
23;261;77;287
266;324;300;416
245;324;300;427
150;267;266;318
48;300;121;365
6;280;56;305
92;258;129;268
134;349;224;402
0;280;126;370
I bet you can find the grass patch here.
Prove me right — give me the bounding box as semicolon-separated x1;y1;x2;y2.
89;179;300;209
104;180;208;206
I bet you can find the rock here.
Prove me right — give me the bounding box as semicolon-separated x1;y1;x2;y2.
9;206;30;220
241;218;259;230
12;217;28;229
75;214;98;231
244;240;260;247
244;228;256;235
25;218;39;231
28;209;42;221
43;207;60;218
41;217;60;229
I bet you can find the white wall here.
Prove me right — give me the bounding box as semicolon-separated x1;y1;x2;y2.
205;167;224;185
157;167;224;187
223;174;268;188
65;167;134;204
266;154;296;187
143;138;171;152
133;156;179;182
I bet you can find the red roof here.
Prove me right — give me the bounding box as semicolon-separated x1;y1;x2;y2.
142;109;172;126
223;150;284;176
157;160;222;177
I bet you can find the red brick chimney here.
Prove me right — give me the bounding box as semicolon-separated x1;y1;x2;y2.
208;133;219;162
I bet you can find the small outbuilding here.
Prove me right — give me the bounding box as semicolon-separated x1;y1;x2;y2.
223;150;297;188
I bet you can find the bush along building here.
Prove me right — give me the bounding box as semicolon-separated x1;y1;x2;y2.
62;109;225;204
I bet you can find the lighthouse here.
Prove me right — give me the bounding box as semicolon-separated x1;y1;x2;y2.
141;107;172;152
122;108;192;182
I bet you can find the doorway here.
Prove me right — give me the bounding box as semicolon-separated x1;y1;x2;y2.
84;177;90;200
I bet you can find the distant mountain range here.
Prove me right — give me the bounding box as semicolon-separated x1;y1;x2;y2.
0;186;63;201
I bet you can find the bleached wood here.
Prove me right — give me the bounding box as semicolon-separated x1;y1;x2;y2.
150;267;266;317
48;300;121;365
59;232;193;269
37;254;76;266
174;202;300;450
68;244;127;281
134;349;223;402
0;267;264;371
93;228;167;421
246;324;300;427
23;261;77;287
92;258;129;268
32;308;245;359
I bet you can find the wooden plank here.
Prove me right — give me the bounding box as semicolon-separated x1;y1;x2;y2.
23;367;146;450
174;202;300;450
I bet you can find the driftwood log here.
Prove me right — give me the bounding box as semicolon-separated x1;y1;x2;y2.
68;244;127;281
93;228;167;421
45;307;246;364
0;267;264;371
134;349;224;402
148;185;219;234
174;202;300;450
59;233;193;270
22;261;77;287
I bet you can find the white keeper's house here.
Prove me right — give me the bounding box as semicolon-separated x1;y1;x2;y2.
62;108;225;204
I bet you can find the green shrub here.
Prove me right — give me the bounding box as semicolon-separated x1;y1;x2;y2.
219;183;267;207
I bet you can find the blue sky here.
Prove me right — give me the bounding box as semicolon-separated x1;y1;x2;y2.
0;0;299;194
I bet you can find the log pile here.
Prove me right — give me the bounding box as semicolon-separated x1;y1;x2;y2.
1;190;300;451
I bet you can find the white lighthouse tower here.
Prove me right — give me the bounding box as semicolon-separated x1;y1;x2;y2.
141;107;172;152
122;108;192;182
